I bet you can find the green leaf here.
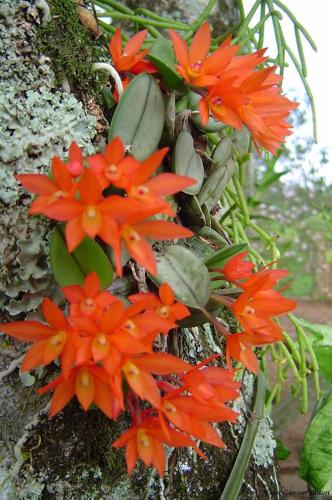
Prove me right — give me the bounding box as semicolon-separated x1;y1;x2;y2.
296;317;332;346
204;243;247;269
299;392;332;491
173;131;204;195
154;245;210;308
197;138;236;210
188;91;225;132
109;73;165;161
101;86;115;110
212;136;232;164
148;39;184;91
275;438;291;460
50;228;113;288
312;346;332;382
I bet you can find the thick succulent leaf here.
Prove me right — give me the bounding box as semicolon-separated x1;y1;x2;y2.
50;227;113;288
204;243;247;269
148;39;184;90
154;245;210;308
197;137;236;210
299;392;332;491
173;131;204;195
109;73;165;161
212;136;232;165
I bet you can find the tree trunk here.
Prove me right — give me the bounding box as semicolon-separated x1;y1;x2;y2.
0;1;281;498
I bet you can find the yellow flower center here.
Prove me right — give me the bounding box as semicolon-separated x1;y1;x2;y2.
85;206;98;219
157;306;170;319
96;333;108;346
54;190;65;200
105;164;120;181
137;429;151;448
78;370;91;387
51;330;67;346
123;361;139;377
80;297;96;315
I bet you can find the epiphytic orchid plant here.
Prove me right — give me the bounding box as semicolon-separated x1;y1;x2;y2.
1;2;321;482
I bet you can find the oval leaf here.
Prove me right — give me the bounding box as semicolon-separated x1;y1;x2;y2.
197;159;237;210
154;245;210;308
173;131;204;195
204;243;248;269
299;393;332;491
212;136;232;165
148;39;184;91
109;73;165;161
50;228;113;288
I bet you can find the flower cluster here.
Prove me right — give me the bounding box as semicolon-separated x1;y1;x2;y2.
169;23;298;154
213;252;297;373
16;138;194;276
0;274;240;476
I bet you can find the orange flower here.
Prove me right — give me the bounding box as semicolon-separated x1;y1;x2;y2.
214;251;254;282
87;137;130;189
16;156;78;215
122;353;190;408
113;417;203;476
182;355;241;406
159;392;237;448
114;212;193;276
199;65;297;153
0;298;79;378
129;283;190;334
109;28;156;74
232;269;297;337
237;67;298;154
225;332;261;374
38;364;122;418
62;272;117;319
169;24;240;87
121;148;196;216
41;168;142;253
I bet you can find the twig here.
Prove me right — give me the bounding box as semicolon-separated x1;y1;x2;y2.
0;355;25;382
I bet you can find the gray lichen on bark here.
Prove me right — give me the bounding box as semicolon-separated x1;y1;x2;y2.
0;1;281;498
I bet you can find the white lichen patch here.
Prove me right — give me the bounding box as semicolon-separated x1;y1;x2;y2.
0;0;96;315
252;415;277;468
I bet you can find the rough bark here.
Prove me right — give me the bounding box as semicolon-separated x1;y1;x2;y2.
0;1;281;498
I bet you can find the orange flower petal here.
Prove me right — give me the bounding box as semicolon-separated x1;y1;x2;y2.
42;297;68;330
109;28;122;62
0;321;54;341
132;220;193;240
189;22;211;65
169;30;189;68
50;377;76;416
123;362;161;408
144;173;195;197
21;340;48;371
79;169;102;205
51;156;72;191
131;148;168;185
65;217;86;252
16;174;57;195
125;29;147;55
159;283;174;306
125;439;138;475
134;353;190;375
43;199;83;221
75;368;95;411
